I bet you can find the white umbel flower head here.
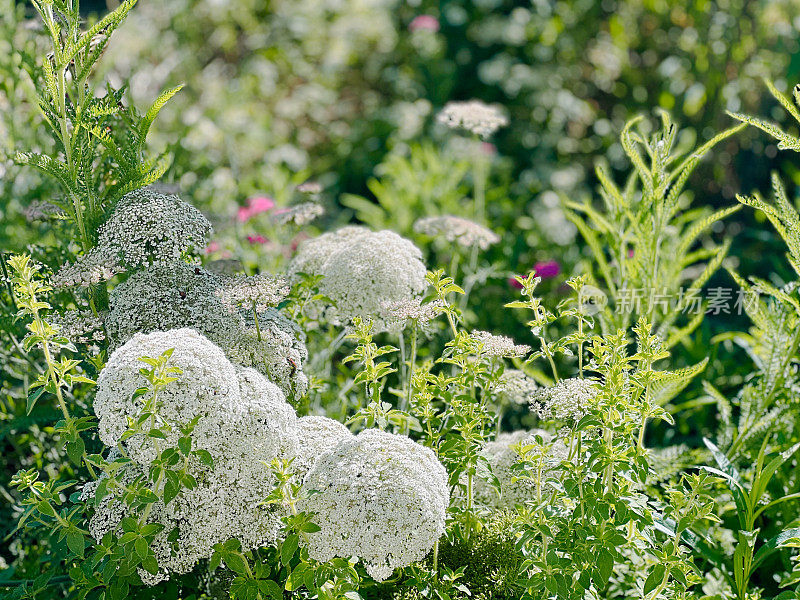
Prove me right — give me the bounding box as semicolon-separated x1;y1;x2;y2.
298;429;448;581
474;430;566;509
106;263;308;398
471;330;531;358
293;415;353;478
495;369;538;406
437;100;508;138
414;215;500;250
94;328;240;464
289;227;427;330
97;188;212;268
531;378;599;422
89;330;300;584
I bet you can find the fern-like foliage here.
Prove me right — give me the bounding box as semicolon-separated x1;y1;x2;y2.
567;110;745;347
17;0;181;254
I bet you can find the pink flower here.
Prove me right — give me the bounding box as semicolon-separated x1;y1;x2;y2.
237;196;275;223
409;14;439;32
534;260;561;279
205;241;221;255
247;235;269;245
481;142;497;156
627;248;635;258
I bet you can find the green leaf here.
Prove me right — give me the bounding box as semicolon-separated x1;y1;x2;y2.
258;579;283;600
26;387;46;415
751;527;800;573
643;564;665;595
281;534;299;566
66;529;85;558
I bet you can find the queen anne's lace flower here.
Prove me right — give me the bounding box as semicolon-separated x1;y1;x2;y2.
105;263;308;398
272;202;325;226
96;188;212;268
474;430;566;509
495;369;538;405
289;227;427;330
216;274;290;312
51;309;106;344
293;415;353;477
413;215;500;250
298;429;448;581
530;378;599;422
89;329;299;585
471;330;531;358
51;249;122;288
437;100;508;138
380;298;444;332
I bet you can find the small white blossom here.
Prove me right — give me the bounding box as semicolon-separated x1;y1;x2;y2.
298;429;448;581
437;100;508;138
96;188;212;269
51;249;122;288
51;309;106;344
216;273;290;312
470;330;531;358
495;369;538;405
414;215;500;250
474;430;566;509
272;202;324;226
293;415;353;478
289;227;427;330
296;181;323;194
530;378;599;422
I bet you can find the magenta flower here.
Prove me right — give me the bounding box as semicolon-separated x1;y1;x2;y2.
237;196;275;223
534;260;561;279
205;241;220;255
509;276;524;290
247;235;269;245
409;14;440;32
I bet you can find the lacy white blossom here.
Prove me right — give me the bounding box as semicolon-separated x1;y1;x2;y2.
52;309;106;344
380;298;444;332
530;378;599;422
296;181;323;194
495;369;538;405
471;330;531;358
474;430;566;509
272;202;325;226
224;308;310;398
106;263;308;398
437;100;508;138
97;188;212;268
289;227;427;330
293;415;353;478
51;249;122;288
216;274;290;312
90;329;299;584
413;215;500;250
22;200;65;221
298;429;448;581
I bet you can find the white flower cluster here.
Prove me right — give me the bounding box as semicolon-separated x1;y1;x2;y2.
380;297;444;332
297;429;448;581
289;227;427;330
495;369;538;405
474;430;567;509
437;100;508;138
90;329;300;584
105;263;308;398
272;202;325;226
216;273;290;312
96;188;212;268
22;200;65;222
51;250;122;288
51;309;106;344
413;215;500;250
292;415;353;477
530;378;599;422
471;330;531;358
